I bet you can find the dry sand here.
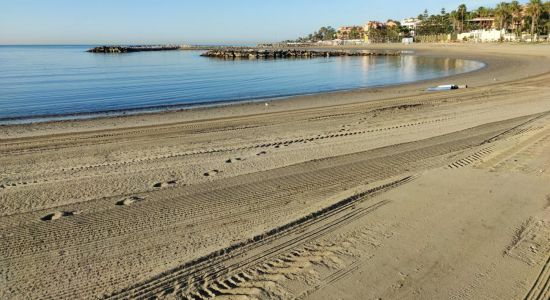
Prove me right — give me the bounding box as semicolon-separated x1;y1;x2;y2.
0;43;549;300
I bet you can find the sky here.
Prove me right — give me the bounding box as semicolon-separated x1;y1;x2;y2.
0;0;502;45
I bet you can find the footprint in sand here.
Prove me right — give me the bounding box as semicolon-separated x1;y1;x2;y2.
203;170;220;177
116;196;146;206
153;180;178;188
225;157;243;164
42;211;80;221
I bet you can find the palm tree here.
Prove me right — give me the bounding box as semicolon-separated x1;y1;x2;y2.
509;1;523;35
450;10;459;33
495;2;512;30
457;4;468;33
476;6;491;17
545;1;550;34
527;0;544;37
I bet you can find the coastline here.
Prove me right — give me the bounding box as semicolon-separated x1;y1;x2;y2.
2;43;549;139
0;55;485;126
0;47;481;126
2;43;550;299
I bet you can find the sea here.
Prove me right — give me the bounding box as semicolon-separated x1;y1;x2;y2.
0;45;485;123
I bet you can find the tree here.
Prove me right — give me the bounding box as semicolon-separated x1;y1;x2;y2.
527;0;544;36
316;26;337;40
544;1;550;34
295;26;337;42
457;4;468;33
495;2;512;30
417;13;453;36
475;6;491;17
450;10;459;33
419;9;429;20
367;27;401;43
349;27;362;39
509;1;523;35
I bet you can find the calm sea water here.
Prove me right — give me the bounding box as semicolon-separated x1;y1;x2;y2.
0;46;484;123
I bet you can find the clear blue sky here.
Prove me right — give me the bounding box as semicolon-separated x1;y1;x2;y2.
0;0;501;45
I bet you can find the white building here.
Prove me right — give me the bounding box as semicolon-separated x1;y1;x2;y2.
457;29;505;42
401;18;422;37
402;37;414;44
456;29;548;42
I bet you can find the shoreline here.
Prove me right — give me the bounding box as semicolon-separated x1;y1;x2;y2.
0;54;485;126
2;43;549;138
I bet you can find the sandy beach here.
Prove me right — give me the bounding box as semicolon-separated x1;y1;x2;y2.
1;43;550;299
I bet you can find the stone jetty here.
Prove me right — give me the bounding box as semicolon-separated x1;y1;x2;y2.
87;45;181;53
201;49;401;59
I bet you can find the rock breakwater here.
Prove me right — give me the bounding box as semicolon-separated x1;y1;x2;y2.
87;45;181;53
201;49;401;59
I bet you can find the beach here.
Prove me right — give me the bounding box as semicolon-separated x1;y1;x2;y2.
1;43;550;299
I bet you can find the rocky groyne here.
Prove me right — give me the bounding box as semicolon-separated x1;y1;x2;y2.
201;49;401;59
87;45;181;53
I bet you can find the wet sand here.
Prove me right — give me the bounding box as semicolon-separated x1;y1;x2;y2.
0;43;549;299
